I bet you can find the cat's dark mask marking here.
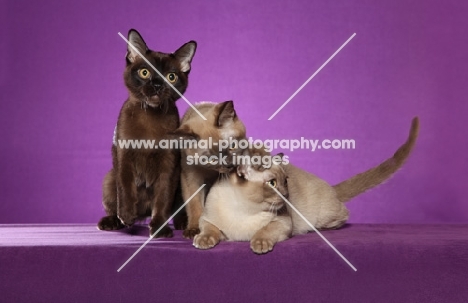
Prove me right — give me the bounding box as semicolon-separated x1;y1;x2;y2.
124;29;197;110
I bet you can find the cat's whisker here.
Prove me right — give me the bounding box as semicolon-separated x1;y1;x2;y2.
219;172;228;183
267;200;275;215
140;97;149;111
263;199;276;217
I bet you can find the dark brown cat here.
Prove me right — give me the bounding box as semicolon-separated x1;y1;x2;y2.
97;29;196;237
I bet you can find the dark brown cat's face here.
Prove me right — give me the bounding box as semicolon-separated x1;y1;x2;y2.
123;29;196;109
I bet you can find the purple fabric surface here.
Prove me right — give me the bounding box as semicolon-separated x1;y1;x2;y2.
1;0;468;224
1;224;467;302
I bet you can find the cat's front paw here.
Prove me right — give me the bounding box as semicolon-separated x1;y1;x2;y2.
183;228;200;239
250;237;275;254
193;233;220;250
172;212;188;230
149;221;174;238
149;217;174;238
117;213;136;227
97;216;125;231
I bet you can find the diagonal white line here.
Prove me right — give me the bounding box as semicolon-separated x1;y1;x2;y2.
268;33;356;120
269;185;357;271
118;32;207;120
117;184;206;272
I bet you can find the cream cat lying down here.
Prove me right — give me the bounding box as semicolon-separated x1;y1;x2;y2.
193;117;419;254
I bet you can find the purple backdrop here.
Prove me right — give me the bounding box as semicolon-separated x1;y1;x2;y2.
1;0;467;224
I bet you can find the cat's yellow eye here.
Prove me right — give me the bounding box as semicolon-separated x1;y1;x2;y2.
208;157;217;164
166;72;178;83
267;179;277;188
138;68;151;79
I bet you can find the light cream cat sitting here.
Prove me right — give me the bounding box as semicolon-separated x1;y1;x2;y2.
193;117;419;254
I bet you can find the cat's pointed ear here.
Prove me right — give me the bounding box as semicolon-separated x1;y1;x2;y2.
272;153;284;166
126;29;148;63
215;100;236;127
174;41;197;73
275;153;284;159
169;125;198;140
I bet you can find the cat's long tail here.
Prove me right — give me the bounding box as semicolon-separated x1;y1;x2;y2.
333;117;419;203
